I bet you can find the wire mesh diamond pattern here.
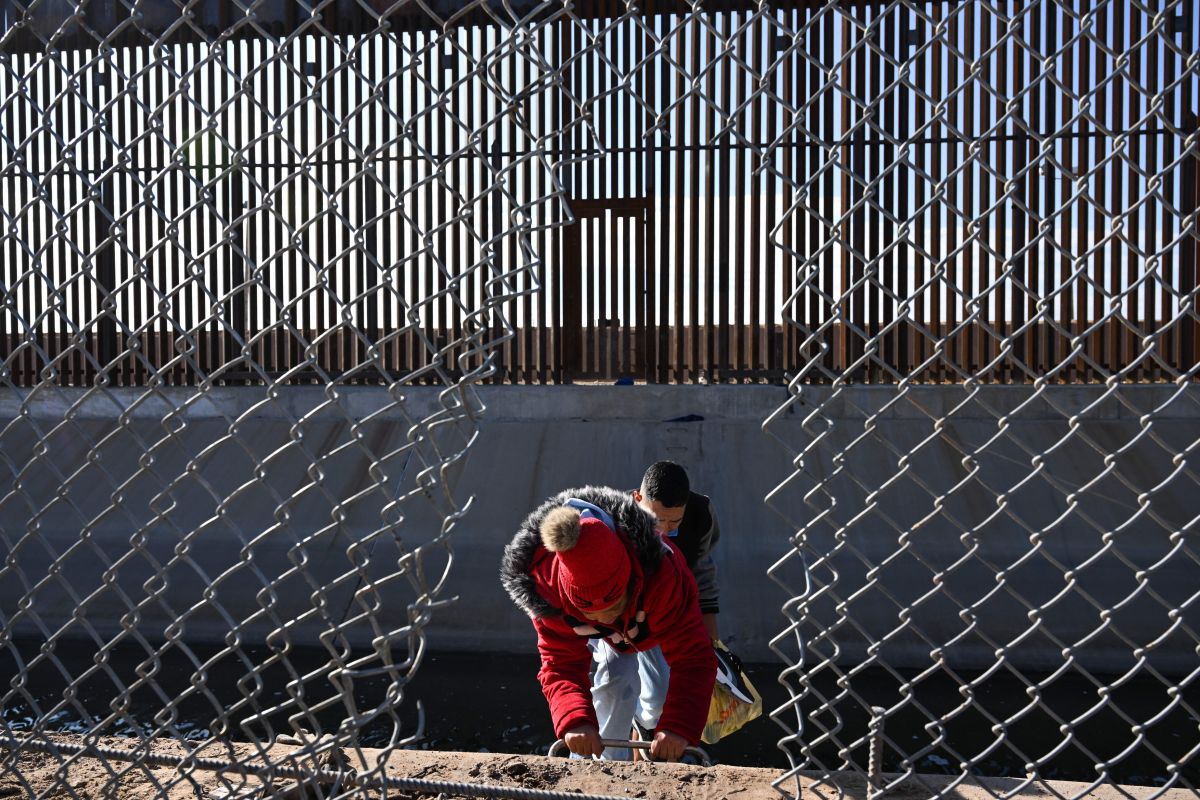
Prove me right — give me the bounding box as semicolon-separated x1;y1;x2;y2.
765;1;1199;799
1;1;1198;799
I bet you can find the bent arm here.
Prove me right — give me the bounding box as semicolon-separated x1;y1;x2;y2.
534;617;597;737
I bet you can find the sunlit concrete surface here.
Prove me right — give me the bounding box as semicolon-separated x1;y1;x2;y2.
1;384;1196;674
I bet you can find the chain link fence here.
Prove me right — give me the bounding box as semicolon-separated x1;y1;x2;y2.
1;0;580;797
763;2;1199;800
1;0;1198;799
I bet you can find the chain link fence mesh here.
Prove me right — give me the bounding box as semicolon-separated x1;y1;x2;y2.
763;1;1199;799
0;0;1197;799
1;1;588;797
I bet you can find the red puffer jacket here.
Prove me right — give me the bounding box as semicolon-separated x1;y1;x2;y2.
500;486;716;744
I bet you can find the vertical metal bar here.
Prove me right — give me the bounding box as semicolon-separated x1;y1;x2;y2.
294;39;309;381
990;6;1007;383
338;32;350;381
1106;0;1124;378
431;28;448;381
783;4;797;383
613;17;624;377
1034;1;1048;380
856;2;872;382
167;43;185;385
503;28;518;383
703;18;717;383
1066;0;1083;383
1146;3;1162;382
182;40;197;385
563;18;582;383
865;1;881;384
749;11;763;381
946;3;962;382
1185;109;1199;375
850;4;867;383
548;19;560;384
1090;4;1108;382
120;47;143;388
586;103;597;377
406;25;419;381
658;13;672;384
718;10;732;383
689;13;702;383
930;2;945;382
1010;1;1029;383
201;42;217;382
897;5;912;381
604;27;617;381
449;27;466;382
840;7;855;380
1124;5;1142;377
230;41;248;385
673;14;686;383
43;49;59;386
245;39;263;383
1181;12;1198;376
365;33;381;383
341;31;357;381
637;9;654;384
94;51;118;386
422;26;438;383
28;51;43;387
879;2;896;382
628;18;640;378
39;51;52;387
970;2;985;380
734;9;749;381
1022;3;1038;382
269;36;284;381
522;23;535;385
764;9;778;382
822;5;836;381
1;57;10;383
807;3;822;380
1161;7;1180;379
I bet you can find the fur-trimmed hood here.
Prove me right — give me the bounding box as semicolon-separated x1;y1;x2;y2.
500;485;664;619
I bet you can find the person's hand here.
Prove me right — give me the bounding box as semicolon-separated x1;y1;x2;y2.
563;724;604;757
702;613;720;642
649;729;687;762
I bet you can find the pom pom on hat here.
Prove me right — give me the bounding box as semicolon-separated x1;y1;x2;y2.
540;506;631;611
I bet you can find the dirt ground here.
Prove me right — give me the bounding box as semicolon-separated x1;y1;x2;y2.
1;733;1193;800
0;732;783;800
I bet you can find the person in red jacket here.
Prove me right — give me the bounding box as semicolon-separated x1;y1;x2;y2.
500;486;717;761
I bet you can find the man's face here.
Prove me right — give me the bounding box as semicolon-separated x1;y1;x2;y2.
634;490;686;536
580;590;630;625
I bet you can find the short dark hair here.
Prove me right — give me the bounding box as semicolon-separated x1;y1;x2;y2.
641;461;690;508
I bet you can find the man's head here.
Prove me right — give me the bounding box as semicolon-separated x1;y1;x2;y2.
633;460;689;536
540;506;632;623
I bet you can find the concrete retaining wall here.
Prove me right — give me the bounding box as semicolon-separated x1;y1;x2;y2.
1;384;1195;676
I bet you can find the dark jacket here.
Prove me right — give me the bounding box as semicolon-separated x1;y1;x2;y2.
500;485;716;744
669;491;721;615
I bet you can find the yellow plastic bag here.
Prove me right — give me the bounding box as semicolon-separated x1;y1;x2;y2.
701;640;762;744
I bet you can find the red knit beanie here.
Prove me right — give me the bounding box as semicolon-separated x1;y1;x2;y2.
540;508;632;610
